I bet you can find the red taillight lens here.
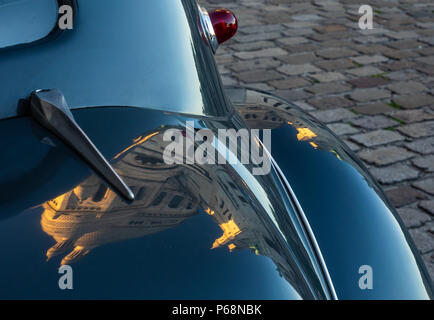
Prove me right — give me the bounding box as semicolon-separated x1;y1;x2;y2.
208;9;238;45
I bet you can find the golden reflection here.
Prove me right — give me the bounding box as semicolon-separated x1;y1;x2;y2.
40;126;265;266
296;128;317;141
113;131;160;160
238;104;353;160
211;219;242;249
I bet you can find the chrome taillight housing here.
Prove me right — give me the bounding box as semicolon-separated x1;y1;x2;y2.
198;5;238;53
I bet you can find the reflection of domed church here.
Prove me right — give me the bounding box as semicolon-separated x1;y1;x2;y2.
40;118;318;298
41;128;266;265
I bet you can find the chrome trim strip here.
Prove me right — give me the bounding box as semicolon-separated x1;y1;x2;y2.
270;157;338;300
198;5;219;53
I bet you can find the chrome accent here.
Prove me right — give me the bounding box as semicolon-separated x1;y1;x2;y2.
29;89;135;202
198;5;219;53
270;156;338;300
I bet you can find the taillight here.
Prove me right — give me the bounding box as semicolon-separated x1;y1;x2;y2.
198;6;238;53
209;9;238;45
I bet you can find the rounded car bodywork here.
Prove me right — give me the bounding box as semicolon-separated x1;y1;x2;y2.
0;0;432;299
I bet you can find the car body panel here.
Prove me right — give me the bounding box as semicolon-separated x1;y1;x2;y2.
0;106;334;299
0;0;432;300
0;0;229;119
228;87;433;299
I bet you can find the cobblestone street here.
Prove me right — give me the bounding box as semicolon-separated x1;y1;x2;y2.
201;0;434;281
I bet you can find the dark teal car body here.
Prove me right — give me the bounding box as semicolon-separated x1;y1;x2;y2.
0;0;432;299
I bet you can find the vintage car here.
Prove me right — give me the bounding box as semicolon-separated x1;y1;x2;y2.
0;0;432;299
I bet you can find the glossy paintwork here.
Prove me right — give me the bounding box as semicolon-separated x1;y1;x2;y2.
228;87;433;299
0;106;331;299
0;0;229;119
0;0;432;300
0;0;58;49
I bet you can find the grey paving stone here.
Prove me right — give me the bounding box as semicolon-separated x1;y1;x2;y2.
386;70;420;81
398;121;434;138
422;253;434;281
276;37;309;46
350;130;405;147
419;200;434;215
221;76;237;86
383;60;417;72
311;108;356;123
235;32;282;43
293;101;315;111
387;39;424;49
284;21;318;29
229;58;282;72
292;14;323;22
351;55;389;65
386;186;428;208
416;56;434;66
350;88;391;102
245;83;274;91
277;63;321;76
215;54;235;65
315;58;355;71
316;48;357;59
309;32;352;42
272;89;312;102
417;22;434;29
392;94;434;109
409;225;434;254
285;43;320;54
278;52;317;65
405;137;434;155
327;123;359;136
390;108;434;123
419;47;434;57
235;70;284;83
308;96;354;110
314;24;347;33
310;72;346;83
370;164;419;184
416;65;434;76
413;178;434;195
305;83;351;95
348;77;389;88
345;66;386;77
351;115;398;130
383;49;420;60
269;78;311;89
282;28;315;37
354;44;390;55
230;41;275;51
263;12;293;24
412;155;434;172
397;207;431;228
241;24;284;34
234;47;288;59
358;146;415;166
343;139;361;152
352;102;394;115
419;37;434;46
387;31;419;40
354;36;389;44
388;81;427;94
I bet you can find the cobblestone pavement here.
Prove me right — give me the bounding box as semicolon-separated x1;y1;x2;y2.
201;0;434;281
